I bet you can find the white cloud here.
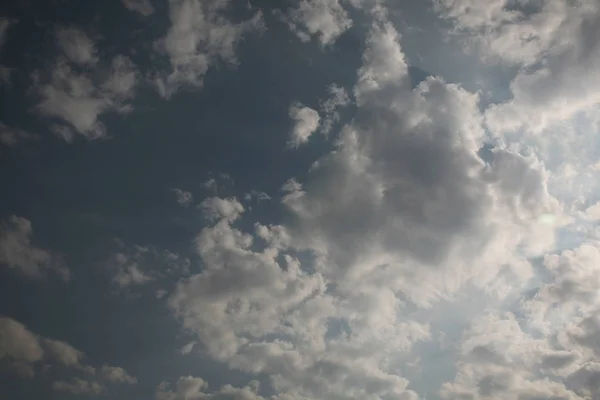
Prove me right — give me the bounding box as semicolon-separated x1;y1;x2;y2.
43;338;84;367
121;0;155;16
288;104;320;147
55;27;98;66
440;312;583;400
156;376;265;400
53;378;106;395
34;29;138;141
112;258;153;287
0;216;70;280
162;8;587;399
436;0;600;137
163;13;572;399
0;316;44;377
440;241;600;399
0;122;34;147
173;188;193;206
0;315;134;388
108;242;190;289
154;0;264;98
199;197;244;222
0;66;11;86
179;341;195;355
100;365;138;384
319;83;350;134
285;0;353;46
0;17;15;51
244;190;271;203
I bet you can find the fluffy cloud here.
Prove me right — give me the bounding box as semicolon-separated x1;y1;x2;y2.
108;242;190;289
34;28;138;141
0;17;15;50
56;27;98;65
101;365;138;384
154;0;264;98
164;12;572;399
0;122;34;147
285;0;353;45
0;316;44;377
436;0;600;137
440;241;600;399
156;376;264;400
319;83;350;134
433;1;600;221
53;378;106;395
283;21;559;302
121;0;155;16
0;216;70;280
173;188;194;206
440;312;583;400
0;315;135;388
0;18;15;86
199;196;245;222
43;338;84;367
288;104;320;147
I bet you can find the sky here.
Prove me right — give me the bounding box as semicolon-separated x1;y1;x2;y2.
1;0;600;399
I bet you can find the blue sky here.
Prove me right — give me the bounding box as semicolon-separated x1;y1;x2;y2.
2;1;600;399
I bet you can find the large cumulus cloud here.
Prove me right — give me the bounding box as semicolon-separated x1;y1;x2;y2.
167;14;563;400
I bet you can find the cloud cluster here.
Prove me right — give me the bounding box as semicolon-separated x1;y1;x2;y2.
173;188;194;207
108;241;190;290
0;17;15;85
3;1;600;399
284;0;353;46
33;27;138;141
156;376;264;400
121;0;155;16
163;14;569;398
435;0;600;144
0;216;70;280
154;0;264;98
0;316;135;394
0;122;34;148
288;103;320;148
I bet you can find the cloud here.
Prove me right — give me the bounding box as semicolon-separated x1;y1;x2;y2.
34;28;138;141
0;17;15;51
439;311;586;400
0;216;70;280
53;378;106;395
121;0;155;16
319;83;350;134
199;197;244;222
0;122;35;147
0;316;44;377
108;242;190;289
0;315;136;391
435;0;600;137
55;27;98;66
156;376;264;400
441;242;600;399
154;0;264;98
43;338;84;367
163;13;570;399
284;0;353;46
172;188;193;206
169;198;426;399
288;103;320;147
112;254;153;288
0;18;16;86
100;365;137;384
179;341;195;355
